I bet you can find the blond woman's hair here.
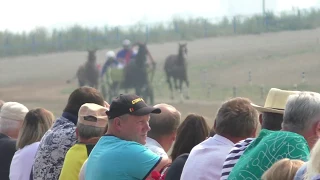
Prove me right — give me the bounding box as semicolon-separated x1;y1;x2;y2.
261;158;304;180
304;139;320;180
16;108;54;149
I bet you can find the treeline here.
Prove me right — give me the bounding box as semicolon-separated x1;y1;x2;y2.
0;8;320;57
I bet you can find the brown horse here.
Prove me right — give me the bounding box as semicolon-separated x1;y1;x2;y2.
67;50;99;89
164;43;189;100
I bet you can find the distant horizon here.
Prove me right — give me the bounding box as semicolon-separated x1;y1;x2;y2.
1;0;319;33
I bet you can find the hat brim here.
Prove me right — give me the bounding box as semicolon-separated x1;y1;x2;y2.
131;107;161;116
250;103;284;114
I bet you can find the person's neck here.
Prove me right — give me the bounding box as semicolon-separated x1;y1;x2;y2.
0;130;18;139
78;137;101;144
152;136;172;153
218;134;248;144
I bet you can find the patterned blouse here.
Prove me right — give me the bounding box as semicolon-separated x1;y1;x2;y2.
32;112;77;180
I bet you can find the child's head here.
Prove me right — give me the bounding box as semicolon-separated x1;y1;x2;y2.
261;158;304;180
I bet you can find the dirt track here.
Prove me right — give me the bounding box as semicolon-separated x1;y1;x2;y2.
1;28;320;126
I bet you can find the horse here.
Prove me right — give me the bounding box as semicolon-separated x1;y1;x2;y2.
103;43;156;104
164;43;190;100
67;50;100;89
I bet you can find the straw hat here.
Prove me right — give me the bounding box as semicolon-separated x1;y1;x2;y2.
251;88;300;114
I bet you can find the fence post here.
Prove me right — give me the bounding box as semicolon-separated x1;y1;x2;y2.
233;17;237;34
233;86;237;97
32;35;36;53
58;33;63;51
207;84;212;98
116;27;120;42
145;25;149;43
248;71;252;85
204;21;208;37
4;36;10;56
301;72;306;83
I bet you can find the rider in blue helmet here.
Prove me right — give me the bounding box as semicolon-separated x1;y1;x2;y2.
116;39;136;66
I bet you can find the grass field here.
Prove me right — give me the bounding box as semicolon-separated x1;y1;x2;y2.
1;28;320;127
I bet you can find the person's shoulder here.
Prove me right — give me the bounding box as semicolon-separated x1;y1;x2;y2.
0;137;16;151
268;130;307;142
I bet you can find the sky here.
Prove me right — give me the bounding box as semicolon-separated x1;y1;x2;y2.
0;0;319;33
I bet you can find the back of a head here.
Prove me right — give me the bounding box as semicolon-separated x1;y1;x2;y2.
215;97;259;138
261;112;284;131
63;86;105;117
148;103;181;140
282;91;320;134
261;158;304;180
0;102;29;135
305;139;320;179
17;108;55;149
77;103;109;140
170;113;210;161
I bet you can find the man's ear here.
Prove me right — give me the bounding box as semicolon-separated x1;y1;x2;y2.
259;113;263;125
315;121;320;138
75;128;79;138
171;131;177;142
114;117;122;130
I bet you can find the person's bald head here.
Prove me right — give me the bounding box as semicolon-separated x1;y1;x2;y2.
148;103;181;140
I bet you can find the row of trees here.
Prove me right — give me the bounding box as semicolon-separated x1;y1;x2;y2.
0;8;320;57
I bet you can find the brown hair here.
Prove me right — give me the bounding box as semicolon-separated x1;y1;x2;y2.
214;97;259;138
63;86;105;117
16;108;54;149
170;113;210;161
148;104;181;139
261;158;304;180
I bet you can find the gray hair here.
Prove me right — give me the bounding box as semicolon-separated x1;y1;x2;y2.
282;92;320;133
0;118;21;133
77;123;106;139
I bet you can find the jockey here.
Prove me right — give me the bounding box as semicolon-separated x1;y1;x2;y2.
100;51;119;78
116;39;136;66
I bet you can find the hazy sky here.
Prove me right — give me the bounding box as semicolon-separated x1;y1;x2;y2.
0;0;319;32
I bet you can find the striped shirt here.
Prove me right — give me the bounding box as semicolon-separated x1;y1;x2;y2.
220;138;255;180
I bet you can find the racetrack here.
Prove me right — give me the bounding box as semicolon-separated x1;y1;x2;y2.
1;28;320;127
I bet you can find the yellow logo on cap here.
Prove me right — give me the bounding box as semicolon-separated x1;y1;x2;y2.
132;98;144;104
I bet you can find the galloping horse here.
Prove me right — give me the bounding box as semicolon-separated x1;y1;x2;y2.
105;43;156;104
67;50;100;89
164;43;190;100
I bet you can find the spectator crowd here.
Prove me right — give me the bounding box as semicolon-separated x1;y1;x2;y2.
1;86;320;180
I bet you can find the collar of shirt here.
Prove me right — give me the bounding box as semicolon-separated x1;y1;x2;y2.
211;134;235;146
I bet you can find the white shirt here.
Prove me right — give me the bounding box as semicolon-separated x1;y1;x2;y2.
79;159;87;180
9;142;40;180
180;134;235;180
145;137;168;158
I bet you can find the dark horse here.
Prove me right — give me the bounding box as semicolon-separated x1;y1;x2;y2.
106;43;156;104
164;43;189;100
67;50;99;89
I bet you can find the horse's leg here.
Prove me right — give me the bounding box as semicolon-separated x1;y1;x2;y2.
185;79;190;99
166;74;174;99
179;78;184;103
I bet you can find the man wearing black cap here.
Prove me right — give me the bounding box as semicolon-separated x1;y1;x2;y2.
85;94;171;180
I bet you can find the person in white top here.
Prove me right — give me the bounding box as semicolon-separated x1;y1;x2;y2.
145;103;181;157
9;108;54;180
180;97;259;180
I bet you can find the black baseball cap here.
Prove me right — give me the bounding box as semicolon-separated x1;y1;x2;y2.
106;94;161;119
